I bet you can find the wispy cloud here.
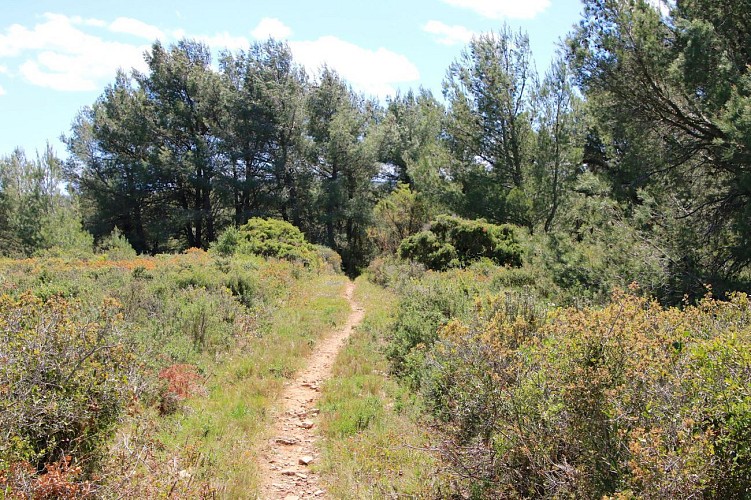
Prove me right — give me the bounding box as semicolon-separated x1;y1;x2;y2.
441;0;551;20
0;85;6;96
423;20;474;46
0;13;149;91
109;17;165;40
290;36;419;98
0;13;416;98
251;18;292;40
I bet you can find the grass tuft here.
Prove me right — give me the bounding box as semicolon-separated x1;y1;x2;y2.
317;276;449;498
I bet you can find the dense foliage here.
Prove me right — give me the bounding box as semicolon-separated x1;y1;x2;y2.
0;0;747;295
214;217;319;265
399;215;522;271
570;0;751;300
3;0;751;496
380;264;751;498
1;293;131;469
0;250;314;494
427;288;751;497
62;41;379;274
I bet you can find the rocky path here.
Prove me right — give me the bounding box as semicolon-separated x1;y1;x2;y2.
256;281;364;500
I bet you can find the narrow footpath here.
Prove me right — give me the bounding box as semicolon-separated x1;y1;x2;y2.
256;281;365;500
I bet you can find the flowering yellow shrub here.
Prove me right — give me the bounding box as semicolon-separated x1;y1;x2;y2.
0;293;132;470
0;250;308;495
421;289;751;498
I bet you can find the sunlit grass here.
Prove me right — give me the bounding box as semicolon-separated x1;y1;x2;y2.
317;276;448;498
98;272;350;497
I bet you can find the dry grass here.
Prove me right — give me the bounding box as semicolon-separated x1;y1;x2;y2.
317;276;449;499
96;273;350;498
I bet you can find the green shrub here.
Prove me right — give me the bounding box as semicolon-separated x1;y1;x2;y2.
315;244;343;273
399;215;522;271
387;269;485;386
366;255;425;287
212;218;332;268
369;182;432;254
413;289;751;498
0;293;133;469
97;227;137;260
239;218;316;263
212;226;241;257
398;231;458;271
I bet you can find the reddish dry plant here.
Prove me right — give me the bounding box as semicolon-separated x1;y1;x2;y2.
0;457;95;499
158;363;203;399
158;363;204;414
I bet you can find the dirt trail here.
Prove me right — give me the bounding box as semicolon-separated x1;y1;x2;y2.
256;281;364;500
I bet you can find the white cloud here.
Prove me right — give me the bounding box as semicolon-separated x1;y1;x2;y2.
290;36;419;98
0;13;149;91
0;65;7;74
0;13;415;98
70;15;107;27
20;60;97;91
109;17;165;41
0;85;5;96
194;32;250;51
441;0;550;19
251;18;292;40
423;20;474;46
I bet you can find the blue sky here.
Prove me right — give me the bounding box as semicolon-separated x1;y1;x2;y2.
0;0;587;157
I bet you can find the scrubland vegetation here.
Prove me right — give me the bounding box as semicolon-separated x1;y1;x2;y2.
0;225;349;497
3;0;751;498
371;259;751;498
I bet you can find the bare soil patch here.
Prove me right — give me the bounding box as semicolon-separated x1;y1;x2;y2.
256;281;364;499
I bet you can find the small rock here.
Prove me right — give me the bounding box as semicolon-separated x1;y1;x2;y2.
299;420;314;429
275;437;298;445
299;455;314;466
281;469;297;476
295;472;308;479
313;490;324;496
283;496;300;500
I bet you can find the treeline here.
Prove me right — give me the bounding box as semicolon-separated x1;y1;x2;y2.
0;147;93;257
63;40;380;274
57;29;582;277
2;0;751;299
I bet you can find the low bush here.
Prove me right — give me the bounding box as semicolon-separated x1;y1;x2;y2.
0;249;307;494
399;215;522;271
96;227;137;261
0;293;133;470
315;244;343;273
386;268;488;386
213;218;324;267
366;255;425;288
413;288;751;498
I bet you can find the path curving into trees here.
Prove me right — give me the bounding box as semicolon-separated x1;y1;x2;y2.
256;281;365;499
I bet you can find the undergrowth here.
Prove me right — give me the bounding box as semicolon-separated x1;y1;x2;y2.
0;249;349;497
317;277;451;498
96;273;350;498
379;255;751;498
